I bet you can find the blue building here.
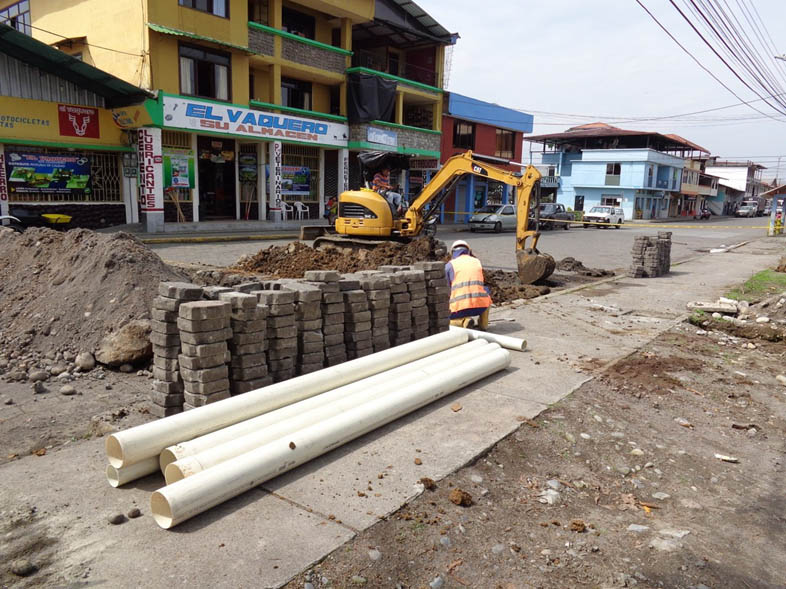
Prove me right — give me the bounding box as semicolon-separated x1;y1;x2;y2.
527;123;707;220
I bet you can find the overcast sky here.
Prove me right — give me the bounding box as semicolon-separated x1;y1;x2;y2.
425;0;786;180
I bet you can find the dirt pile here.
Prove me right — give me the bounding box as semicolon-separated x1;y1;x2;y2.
775;255;786;273
232;238;447;278
485;270;550;303
0;228;183;355
556;257;615;277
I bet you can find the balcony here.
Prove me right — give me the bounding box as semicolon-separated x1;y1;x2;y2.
348;49;441;95
540;176;559;188
248;22;349;75
349;121;440;156
604;174;621;186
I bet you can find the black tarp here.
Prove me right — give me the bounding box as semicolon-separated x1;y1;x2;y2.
357;151;411;185
347;73;397;124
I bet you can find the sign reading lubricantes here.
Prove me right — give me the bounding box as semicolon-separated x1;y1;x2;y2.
138;128;164;212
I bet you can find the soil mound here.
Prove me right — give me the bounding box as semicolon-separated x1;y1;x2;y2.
0;228;183;354
556;257;615;277
233;238;447;278
485;270;550;303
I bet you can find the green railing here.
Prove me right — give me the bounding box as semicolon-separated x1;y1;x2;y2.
247;22;352;56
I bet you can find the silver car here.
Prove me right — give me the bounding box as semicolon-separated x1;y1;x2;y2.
468;204;517;233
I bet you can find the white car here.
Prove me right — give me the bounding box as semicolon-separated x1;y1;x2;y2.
735;205;757;218
468;204;517;233
583;206;624;229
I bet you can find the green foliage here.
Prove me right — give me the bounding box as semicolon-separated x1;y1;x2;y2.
726;269;786;302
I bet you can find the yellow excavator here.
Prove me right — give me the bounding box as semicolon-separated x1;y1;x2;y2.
314;150;555;284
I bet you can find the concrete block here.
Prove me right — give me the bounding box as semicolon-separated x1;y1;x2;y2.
427;278;448;288
152;379;183;394
393;302;412;313
410;298;427;309
359;276;390;290
338;278;361;291
300;351;324;364
389;284;407;294
304;270;340;282
391;293;410;303
322;302;344;315
256;290;295;305
412;261;445;272
179;327;233;346
300;329;324;343
298;363;324;375
295;305;321;321
153;356;179;371
366;289;391;301
180;341;228;358
268;357;295;371
184;389;231;407
150;331;181;348
202;286;234;300
346;311;371;323
179;301;231;321
183;379;230;395
231;377;273;395
150;391;184;407
272;368;297;382
372;316;389;327
152;344;181;359
267;304;294;317
342;290;367;303
234;281;263;293
344;303;369;315
230;364;269;380
369;300;391;311
151;308;179;322
401;270;426;282
158;282;203;300
322;292;343;304
231;331;266;345
232;306;269;321
218;292;258;309
230;353;267;368
229;341;268;356
268;326;297;339
148;404;183;418
300;340;324;354
322;314;344;328
266;315;295;329
324;333;344;346
230;318;267;333
178;353;226;370
325;356;347;367
180;364;228;384
177;316;230;333
345;331;371;343
378;265;406;272
297;319;322;331
269;338;298;352
285;283;322;302
152;366;179;382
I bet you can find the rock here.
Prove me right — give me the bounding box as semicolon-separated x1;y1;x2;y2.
652;492;670;500
687;300;738;314
659;528;690;539
429;576;444;589
537;489;561;505
580;432;591;439
627;524;650;533
491;543;506;555
28;369;49;382
127;507;141;519
756;316;770;323
419;477;436;491
570;519;586;532
367;548;381;561
611;432;625;439
449;488;473;507
10;559;37;577
471;474;483;483
546;479;561;490
32;381;48;394
350;575;367;586
649;537;681;552
119;363;134;373
49;363;68;376
95;320;152;367
75;352;96;371
711;312;722;319
776;374;786;386
59;385;76;396
674;417;693;428
3;397;13;405
107;513;127;525
304;584;315;589
630;448;644;456
695;329;708;335
439;536;451;548
564;432;576;443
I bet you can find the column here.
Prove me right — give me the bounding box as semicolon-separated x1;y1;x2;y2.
395;93;404;125
465;175;475;223
318;148;325;219
257;142;266;221
191;133;200;222
137;127;165;233
234;142;241;220
338;148;349;195
268;141;282;218
502;184;509;205
0;144;8;224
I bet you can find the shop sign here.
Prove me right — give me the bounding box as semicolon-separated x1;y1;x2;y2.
238;153;258;184
409;158;439;170
111;101;155;129
0;149;8;214
281;166;311;196
270;141;282;207
138;128;164;212
163;147;195;189
164;96;349;148
58;104;99;139
4;151;92;197
367;126;397;147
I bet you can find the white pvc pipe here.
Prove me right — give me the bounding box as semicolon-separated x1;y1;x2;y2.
165;341;501;483
106;456;160;488
107;330;468;468
161;339;491;472
151;348;511;528
449;325;527;351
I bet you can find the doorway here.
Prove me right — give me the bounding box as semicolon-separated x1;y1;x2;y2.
197;136;236;220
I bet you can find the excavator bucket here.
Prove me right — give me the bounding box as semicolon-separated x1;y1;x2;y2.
516;248;556;284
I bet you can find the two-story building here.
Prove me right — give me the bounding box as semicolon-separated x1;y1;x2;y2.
2;0;455;232
678;157;719;216
526;123;705;220
705;159;766;214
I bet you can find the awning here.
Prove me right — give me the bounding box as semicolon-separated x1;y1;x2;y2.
147;23;251;53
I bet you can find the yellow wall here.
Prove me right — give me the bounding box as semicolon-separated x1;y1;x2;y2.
250;67;272;102
148;0;249;47
296;0;373;22
312;82;330;112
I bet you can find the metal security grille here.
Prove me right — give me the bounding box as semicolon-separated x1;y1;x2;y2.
8;146;122;203
282;144;319;202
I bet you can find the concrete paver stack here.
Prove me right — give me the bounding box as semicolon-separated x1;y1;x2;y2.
221;292;271;394
177;300;232;410
382;267;412;347
414;261;451;335
304;270;346;367
630;232;672;278
149;282;204;417
256;289;297;382
285;281;325;375
403;268;430;341
340;277;373;360
355;271;392;353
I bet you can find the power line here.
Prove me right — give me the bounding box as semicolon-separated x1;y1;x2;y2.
0;19;144;57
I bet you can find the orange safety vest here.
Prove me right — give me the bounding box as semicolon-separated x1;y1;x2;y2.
449;254;492;314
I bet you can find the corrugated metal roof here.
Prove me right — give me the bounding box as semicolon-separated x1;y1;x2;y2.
148;23;251;53
389;0;453;41
0;23;152;107
527;122;709;153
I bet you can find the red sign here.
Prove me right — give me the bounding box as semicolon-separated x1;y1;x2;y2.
58;104;100;139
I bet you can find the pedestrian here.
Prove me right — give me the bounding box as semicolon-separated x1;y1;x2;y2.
372;167;402;215
324;196;337;224
445;240;492;330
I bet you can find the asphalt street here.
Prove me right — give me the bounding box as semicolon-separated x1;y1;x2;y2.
149;216;768;272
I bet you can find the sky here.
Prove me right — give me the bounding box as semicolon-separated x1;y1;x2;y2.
423;0;786;181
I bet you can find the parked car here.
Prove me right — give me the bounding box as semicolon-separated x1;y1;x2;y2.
763;204;772;216
468;204;516;233
735;205;757;218
582;206;624;229
536;202;572;230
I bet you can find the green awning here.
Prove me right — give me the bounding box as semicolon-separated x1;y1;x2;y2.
0;23;153;107
148;23;250;53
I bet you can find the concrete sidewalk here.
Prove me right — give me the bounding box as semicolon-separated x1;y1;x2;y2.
1;236;783;588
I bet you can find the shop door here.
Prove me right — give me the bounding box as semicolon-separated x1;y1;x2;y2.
197;136;236;220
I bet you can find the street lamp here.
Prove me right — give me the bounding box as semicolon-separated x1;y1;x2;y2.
776;55;786;61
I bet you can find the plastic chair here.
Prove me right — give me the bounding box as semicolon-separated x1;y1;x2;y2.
280;202;294;221
293;201;310;220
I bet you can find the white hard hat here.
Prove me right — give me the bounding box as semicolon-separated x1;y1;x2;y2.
450;239;471;252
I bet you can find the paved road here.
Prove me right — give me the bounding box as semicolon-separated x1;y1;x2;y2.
150;216;769;272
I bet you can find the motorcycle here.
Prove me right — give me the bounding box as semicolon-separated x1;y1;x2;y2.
694;208;711;220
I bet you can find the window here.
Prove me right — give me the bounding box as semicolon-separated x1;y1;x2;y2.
647;165;654;187
605;163;621;176
501;205;515;215
178;0;228;18
495;129;515;159
179;44;230;101
574;195;584;211
453;121;475;150
282;7;315;39
0;1;31;35
281;77;312;110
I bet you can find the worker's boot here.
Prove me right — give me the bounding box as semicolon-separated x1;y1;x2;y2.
477;307;490;331
450;317;476;329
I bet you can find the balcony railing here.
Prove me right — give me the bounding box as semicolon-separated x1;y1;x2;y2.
248;22;350;75
350;48;439;89
540;176;559;188
604;174;621;186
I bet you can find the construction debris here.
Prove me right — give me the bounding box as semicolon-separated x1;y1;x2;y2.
629;232;672;278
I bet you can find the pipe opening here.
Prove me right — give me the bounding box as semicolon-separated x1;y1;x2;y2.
105;435;125;468
159;448;178;473
164;463;186;485
151;492;174;529
106;465;121;488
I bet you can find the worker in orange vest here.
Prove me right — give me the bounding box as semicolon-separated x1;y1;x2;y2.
445;240;492;330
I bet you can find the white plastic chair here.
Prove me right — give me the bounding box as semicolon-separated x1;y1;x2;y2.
293;201;310;220
281;202;294;221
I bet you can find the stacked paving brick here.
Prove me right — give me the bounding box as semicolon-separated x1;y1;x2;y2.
380;266;413;347
177;300;232;410
149;282;203;417
403;268;430;341
413;261;451;335
255;289;297;382
629;232;672;278
304;270;346;367
221;292;271;395
283;281;325;375
355;271;392;353
341;277;374;360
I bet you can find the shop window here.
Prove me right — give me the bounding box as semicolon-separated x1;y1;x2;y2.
0;1;30;35
178;0;228;18
495;129;515;159
179;44;230;101
453;121;475;150
281;77;312;110
282;7;315;39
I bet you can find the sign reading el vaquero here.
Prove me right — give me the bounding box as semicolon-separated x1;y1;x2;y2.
58;104;100;139
138;128;164;212
163;96;348;148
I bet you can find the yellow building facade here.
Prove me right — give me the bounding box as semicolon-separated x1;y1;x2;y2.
0;0;453;231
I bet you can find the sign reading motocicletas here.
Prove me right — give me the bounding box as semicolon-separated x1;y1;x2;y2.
163;96;348;148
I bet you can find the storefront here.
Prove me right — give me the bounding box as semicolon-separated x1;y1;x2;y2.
133;94;351;233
